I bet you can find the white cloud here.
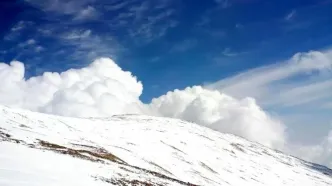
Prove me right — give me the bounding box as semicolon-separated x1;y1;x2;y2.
235;23;243;29
27;39;36;45
149;86;286;148
222;48;240;57
0;58;145;117
4;21;34;41
207;49;332;166
25;0;100;22
105;0;134;11
63;30;92;40
1;50;331;166
18;39;36;48
285;10;296;21
25;0;178;45
288;129;332;167
36;28;121;62
128;8;178;42
105;0;178;43
322;102;332;109
11;21;31;32
25;0;96;15
35;46;45;53
208;50;332;108
61;30;121;62
170;39;197;53
73;6;99;21
0;57;285;149
215;0;231;8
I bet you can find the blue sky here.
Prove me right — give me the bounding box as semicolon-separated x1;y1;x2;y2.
1;0;332;146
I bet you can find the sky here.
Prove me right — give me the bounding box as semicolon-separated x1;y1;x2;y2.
1;0;332;166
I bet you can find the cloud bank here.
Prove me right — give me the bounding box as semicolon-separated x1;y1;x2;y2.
1;51;332;166
0;57;285;149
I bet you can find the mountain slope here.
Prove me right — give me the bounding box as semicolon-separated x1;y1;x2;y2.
0;105;331;186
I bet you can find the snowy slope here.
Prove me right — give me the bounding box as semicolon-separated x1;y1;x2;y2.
0;105;331;186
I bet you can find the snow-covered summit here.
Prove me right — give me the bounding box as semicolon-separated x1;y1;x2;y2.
0;105;331;186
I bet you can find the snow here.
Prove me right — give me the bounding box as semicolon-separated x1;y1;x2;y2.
0;105;331;185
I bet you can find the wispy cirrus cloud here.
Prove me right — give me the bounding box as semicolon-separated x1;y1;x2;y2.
104;0;135;11
108;0;179;43
24;0;97;18
60;29;122;62
24;0;179;43
4;21;34;41
61;29;92;40
215;0;232;8
18;39;36;48
221;48;242;57
73;5;100;21
10;0;179;66
208;50;332;108
285;10;297;21
34;46;44;53
33;26;123;63
10;21;33;32
170;39;197;53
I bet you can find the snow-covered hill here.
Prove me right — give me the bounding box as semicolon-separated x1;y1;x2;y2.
0;105;331;186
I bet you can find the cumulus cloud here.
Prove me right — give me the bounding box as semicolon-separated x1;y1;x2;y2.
0;58;146;117
2;50;331;165
149;86;286;148
0;57;286;149
3;52;332;166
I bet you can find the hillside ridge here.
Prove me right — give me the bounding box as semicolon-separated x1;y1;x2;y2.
0;105;331;186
